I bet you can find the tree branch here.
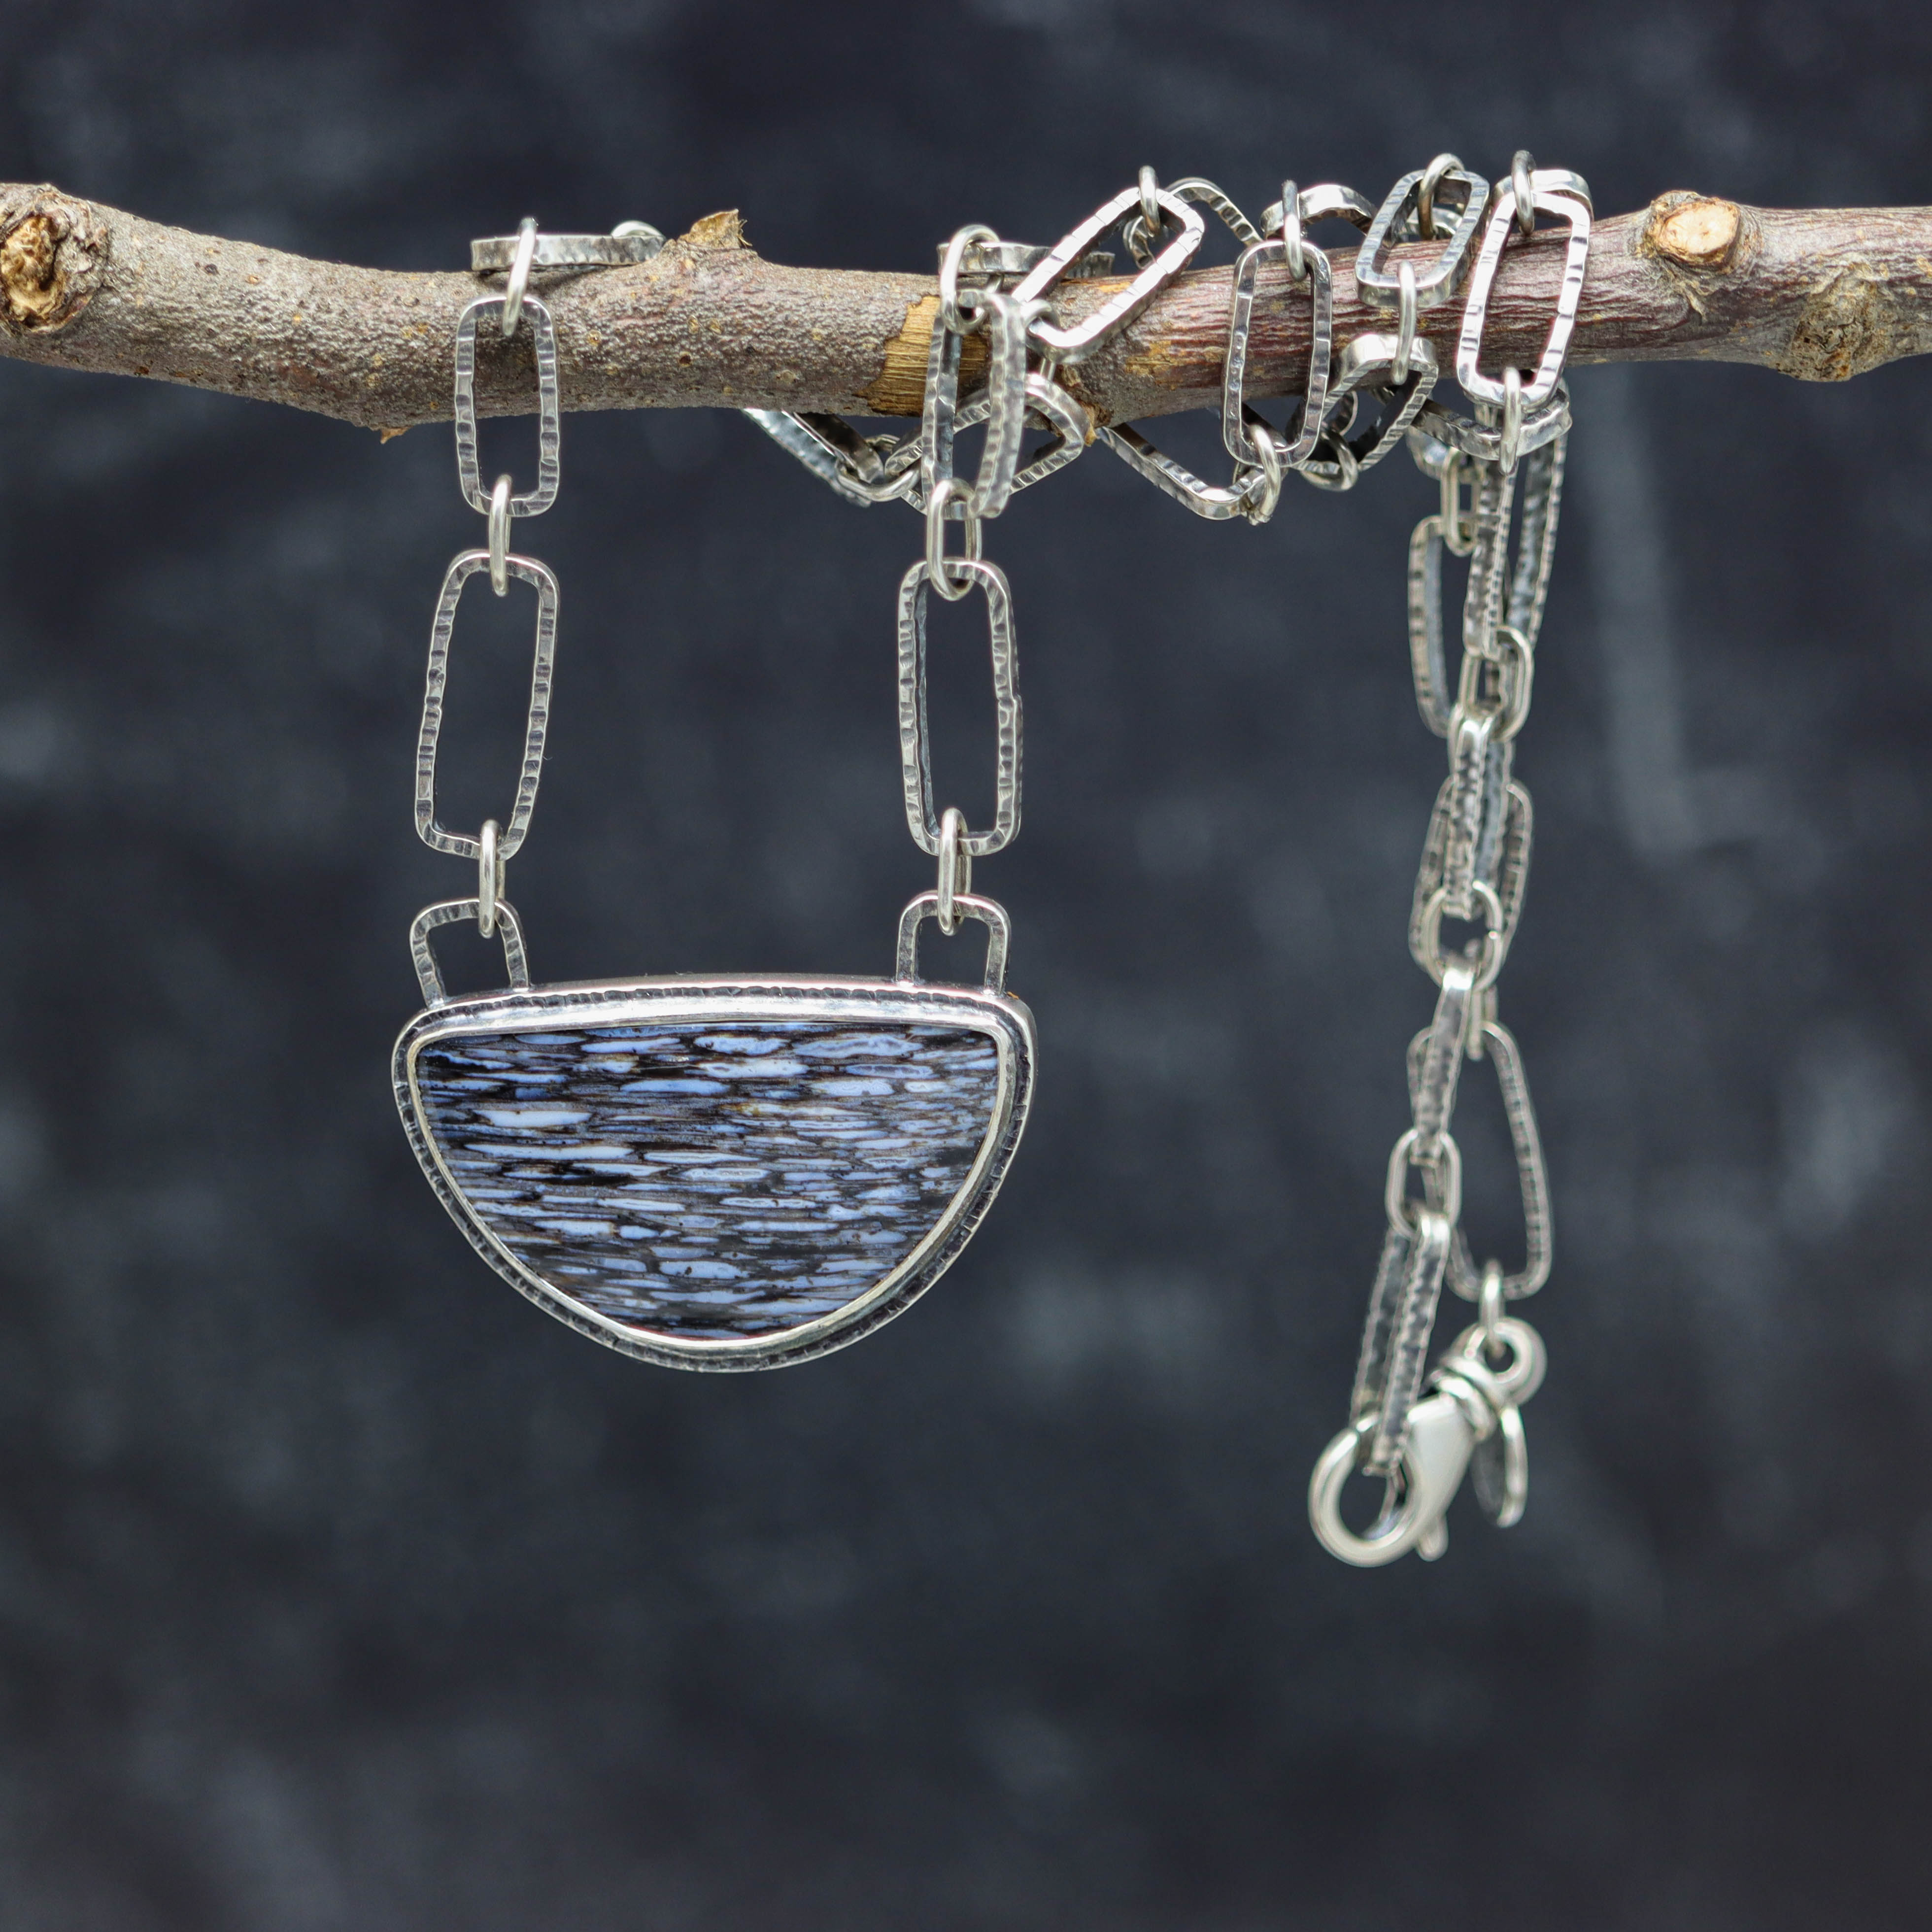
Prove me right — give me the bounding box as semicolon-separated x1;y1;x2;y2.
1;182;1928;435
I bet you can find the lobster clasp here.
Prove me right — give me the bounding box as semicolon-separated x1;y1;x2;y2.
1307;1384;1484;1567
1307;1315;1546;1567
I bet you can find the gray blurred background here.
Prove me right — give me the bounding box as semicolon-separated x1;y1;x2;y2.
0;1;1929;1925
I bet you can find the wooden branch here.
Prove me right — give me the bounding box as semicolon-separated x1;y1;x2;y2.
1;182;1929;435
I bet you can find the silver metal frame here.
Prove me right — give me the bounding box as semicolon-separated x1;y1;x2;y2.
395;970;1037;1371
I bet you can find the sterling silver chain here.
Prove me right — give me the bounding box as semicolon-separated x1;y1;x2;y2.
1307;159;1591;1565
424;160;1590;1565
410;217;661;1004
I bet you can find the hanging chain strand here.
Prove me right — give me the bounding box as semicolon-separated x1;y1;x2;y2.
409;219;660;1005
740;160;1591;1562
1309;154;1590;1568
893;223;1119;989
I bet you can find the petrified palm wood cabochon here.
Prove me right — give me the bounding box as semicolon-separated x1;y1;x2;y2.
394;978;1035;1367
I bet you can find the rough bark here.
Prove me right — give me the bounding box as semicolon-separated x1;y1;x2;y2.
1;181;1928;433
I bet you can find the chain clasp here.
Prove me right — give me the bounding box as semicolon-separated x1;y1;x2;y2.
1309;1316;1545;1565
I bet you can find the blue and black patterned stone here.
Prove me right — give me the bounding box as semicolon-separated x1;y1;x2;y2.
412;1019;1002;1339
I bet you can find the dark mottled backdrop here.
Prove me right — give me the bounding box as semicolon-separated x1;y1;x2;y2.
0;1;1929;1925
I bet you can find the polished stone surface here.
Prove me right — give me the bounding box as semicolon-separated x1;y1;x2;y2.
413;1019;1001;1337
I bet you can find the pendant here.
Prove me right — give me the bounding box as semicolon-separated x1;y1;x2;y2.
394;893;1033;1369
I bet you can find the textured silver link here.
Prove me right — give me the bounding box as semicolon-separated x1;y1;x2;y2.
1456;167;1593;413
415;551;559;865
1410;776;1530;978
1440;708;1497;920
1505;434;1568;647
895;891;1011;994
1406;512;1454;734
1259;181;1375;235
1297;334;1439;491
903;375;1093;510
1445;1015;1552;1300
1355;160;1488;306
1410;388;1571;467
1224;191;1335;469
1405;431;1566;734
1010;180;1206;364
1410;960;1476;1152
1460;458;1520;657
961;292;1038;520
453;294;561;516
1093;417;1280;523
896;557;1020;858
411;897;531;1007
1366;1194;1454;1475
919;273;1039;540
743;410;920;507
937;238;1115;282
470;224;662;272
747;240;1106;510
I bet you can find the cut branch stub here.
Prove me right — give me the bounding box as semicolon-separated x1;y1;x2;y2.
0;185;107;332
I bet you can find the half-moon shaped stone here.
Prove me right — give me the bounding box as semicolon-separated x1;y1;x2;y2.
412;1017;1003;1340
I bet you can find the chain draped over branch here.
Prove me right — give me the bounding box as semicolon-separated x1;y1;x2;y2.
0;183;1929;433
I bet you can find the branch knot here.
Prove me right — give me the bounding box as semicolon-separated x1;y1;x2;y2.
0;188;107;333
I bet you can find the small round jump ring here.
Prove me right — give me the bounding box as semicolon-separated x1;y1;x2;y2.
924;476;983;600
1479;1259;1507;1350
1138;165;1163;238
1416;151;1464;241
1499;366;1525;475
1392;262;1419;384
1242;418;1286;526
1419;880;1506;991
501;216;539;338
936;806;973;934
1510;151;1537;239
1279;179;1306;280
1386;1125;1464;1232
488;474;512;595
1457;623;1533;740
477;817;503;938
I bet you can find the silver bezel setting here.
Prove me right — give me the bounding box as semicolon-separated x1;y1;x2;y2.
394;973;1036;1371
